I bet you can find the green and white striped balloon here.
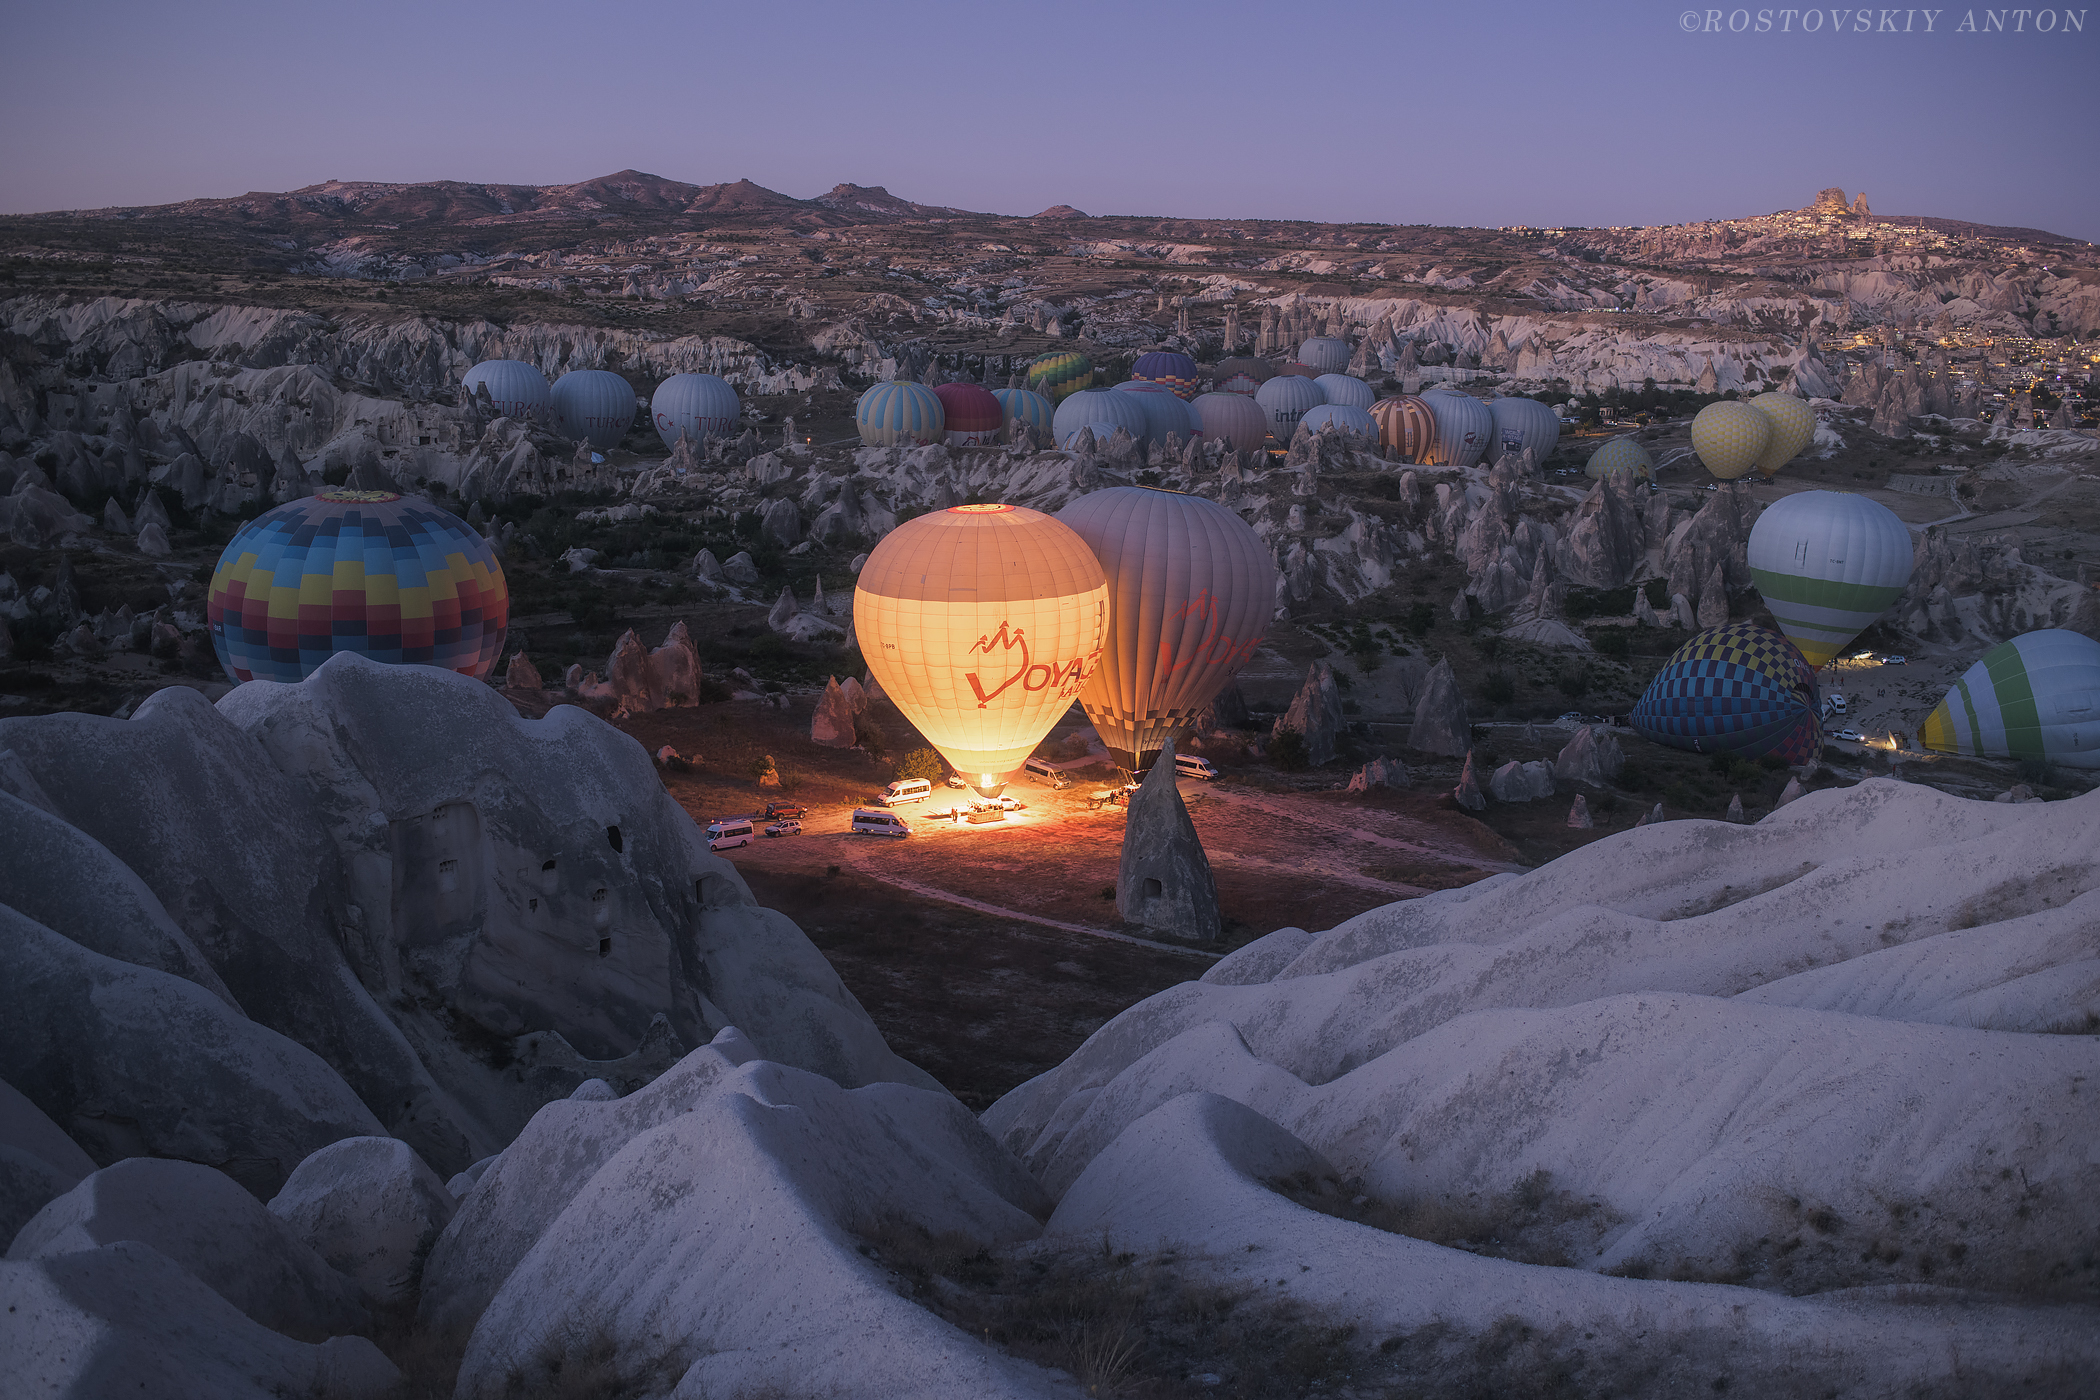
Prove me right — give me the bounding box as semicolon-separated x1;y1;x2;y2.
1922;630;2100;770
1746;490;1913;668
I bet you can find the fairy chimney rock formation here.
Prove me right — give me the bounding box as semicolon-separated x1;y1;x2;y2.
1115;740;1221;942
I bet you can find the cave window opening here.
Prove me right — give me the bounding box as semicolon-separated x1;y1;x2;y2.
1143;877;1162;902
598;935;612;958
606;825;624;853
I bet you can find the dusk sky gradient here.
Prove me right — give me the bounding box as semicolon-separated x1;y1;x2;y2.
3;1;2095;239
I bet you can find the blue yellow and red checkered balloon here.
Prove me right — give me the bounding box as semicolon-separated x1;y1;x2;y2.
208;489;509;684
1629;620;1822;764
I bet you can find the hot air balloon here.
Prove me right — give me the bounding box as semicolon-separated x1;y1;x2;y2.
1131;350;1200;400
1055;486;1277;775
1629;621;1821;764
463;360;550;420
1921;630;2100;770
1273;361;1319;379
208;489;508;685
994;386;1055;441
1300;402;1377;441
1313;374;1375;411
1691;401;1770;481
1370;396;1438;463
1214;357;1274;397
1297;337;1351;375
1027;351;1094;403
1748;391;1817;478
550;370;637;449
856;381;945;447
1746;490;1913;669
1112;381;1195;444
1053;388;1150;448
1422;389;1493;466
854;504;1108;794
934;383;1005;446
1488;396;1561;463
1586;436;1654;482
1190;392;1269;451
650;372;740;450
1255;374;1326;444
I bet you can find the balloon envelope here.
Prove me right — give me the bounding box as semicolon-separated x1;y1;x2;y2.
934;383;1004;445
208;489;508;684
1053;388;1150;447
1746;490;1913;669
1691;401;1770;481
1213;358;1274;396
1586;436;1654;482
1297;337;1350;374
1313;374;1374;410
650;372;740;450
1112;381;1194;444
1422;390;1493;466
1629;622;1822;764
1300;402;1377;441
854;504;1108;788
1921;629;2100;770
1191;392;1269;451
1027;351;1094;403
1370;396;1437;463
1255;374;1326;443
550;370;636;449
1489;396;1561;463
1131;350;1200;399
994;386;1055;439
463;360;549;420
856;381;945;447
1055;486;1277;773
1749;391;1817;477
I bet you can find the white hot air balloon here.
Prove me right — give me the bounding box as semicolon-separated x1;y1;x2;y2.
550;370;637;449
1255;374;1325;444
1312;373;1374;410
1421;389;1493;466
1488;396;1561;464
1112;380;1195;445
650;373;740;451
1746;490;1913;668
463;360;550;420
1053;388;1150;448
1055;486;1277;775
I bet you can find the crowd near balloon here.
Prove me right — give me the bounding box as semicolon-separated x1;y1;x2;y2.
419;345;2091;793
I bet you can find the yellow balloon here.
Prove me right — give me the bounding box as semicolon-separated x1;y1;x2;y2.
1690;401;1770;481
855;504;1108;792
1748;391;1817;477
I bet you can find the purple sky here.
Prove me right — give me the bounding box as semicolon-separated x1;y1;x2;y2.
3;1;2095;239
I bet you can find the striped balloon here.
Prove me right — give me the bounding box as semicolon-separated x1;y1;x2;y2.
1297;337;1351;374
1630;621;1822;764
994;386;1054;439
1586;436;1654;482
1215;373;1263;398
1214;357;1275;394
1131;351;1200;400
208;490;508;685
856;381;945;447
1921;629;2100;770
1749;391;1817;477
1371;396;1438;463
1255;374;1326;443
1300;402;1377;441
1027;351;1095;403
1191;392;1269;451
1313;374;1375;410
934;383;1004;446
1422;390;1494;466
1746;490;1913;669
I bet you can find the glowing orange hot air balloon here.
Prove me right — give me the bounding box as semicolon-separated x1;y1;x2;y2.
855;504;1108;794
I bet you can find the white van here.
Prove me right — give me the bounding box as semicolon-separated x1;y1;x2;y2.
878;778;932;807
850;808;910;838
1022;756;1059;782
1173;753;1219;781
706;819;755;851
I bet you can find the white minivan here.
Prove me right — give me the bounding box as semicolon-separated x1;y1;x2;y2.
1173;753;1219;781
1022;756;1059;782
706;818;755;851
850;808;911;838
878;778;932;807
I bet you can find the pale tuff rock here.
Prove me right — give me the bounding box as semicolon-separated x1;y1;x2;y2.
1727;793;1747;823
650;622;703;704
1632;586;1662;627
1777;777;1806;807
1555;474;1645;590
503;652;543;692
266;1136;457;1306
1488;760;1556;803
1567;794;1594;828
769;584;844;643
1634;801;1666;826
1407;658;1472;757
1116;742;1221;942
1670;592;1698;630
758;497;801;548
0;1077;97;1247
561;546;599;573
810;677;857;749
1453;751;1487;810
578;630;665;718
1696;559;1731;629
768;586;800;632
1272;661;1343;768
692;548;727;583
723;551;760;585
101;498;130;533
862;670;887;703
840;675;868;714
1553;725;1625;785
1345;757;1409;792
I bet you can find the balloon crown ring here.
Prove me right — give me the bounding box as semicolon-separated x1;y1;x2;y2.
947;503;1016;514
316;489;402;503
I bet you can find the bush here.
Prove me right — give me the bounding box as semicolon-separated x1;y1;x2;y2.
1555;665;1591;699
897;747;945;784
1481;671;1516;704
1591;629;1630;657
1270;727;1308;771
1402;601;1437;636
858;718;890;762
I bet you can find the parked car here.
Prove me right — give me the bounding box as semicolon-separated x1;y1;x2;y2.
1828;694;1848;715
974;794;1026;812
850;808;910;838
762;801;807;821
763;820;802;838
706;818;756;852
1832;728;1866;743
944;775;968;789
1882;654;1907;666
877;778;933;807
